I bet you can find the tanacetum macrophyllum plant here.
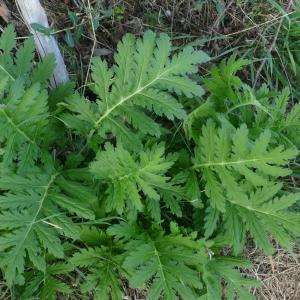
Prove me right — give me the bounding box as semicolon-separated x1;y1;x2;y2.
0;25;299;299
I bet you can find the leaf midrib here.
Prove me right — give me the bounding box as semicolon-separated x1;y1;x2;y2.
230;199;297;228
0;109;36;145
193;157;279;168
13;173;59;257
89;61;181;138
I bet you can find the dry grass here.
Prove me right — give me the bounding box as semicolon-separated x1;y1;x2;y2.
2;0;290;84
244;244;300;300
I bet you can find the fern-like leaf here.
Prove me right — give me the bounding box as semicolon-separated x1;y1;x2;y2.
90;143;182;218
71;246;124;300
111;223;205;300
203;257;260;300
204;56;249;110
0;165;95;285
193;120;297;212
0;26;57;171
61;31;209;148
194;121;300;254
255;87;300;147
218;185;300;254
21;263;72;300
0;81;51;171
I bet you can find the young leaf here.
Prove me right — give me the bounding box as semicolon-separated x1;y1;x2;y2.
0;165;95;285
21;263;73;300
203;257;260;300
71;246;124;300
90;143;180;217
193;121;298;211
61;31;209;148
120;225;205;300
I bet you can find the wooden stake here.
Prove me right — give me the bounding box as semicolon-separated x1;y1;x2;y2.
16;0;69;87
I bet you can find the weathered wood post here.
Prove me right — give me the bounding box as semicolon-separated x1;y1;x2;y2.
16;0;68;87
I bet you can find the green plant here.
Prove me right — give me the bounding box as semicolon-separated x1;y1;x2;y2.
0;25;299;299
64;11;84;49
245;3;300;97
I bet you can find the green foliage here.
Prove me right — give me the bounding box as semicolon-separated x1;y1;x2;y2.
256;5;300;97
0;26;299;300
71;246;124;300
21;262;73;300
0;79;51;171
0;24;56;172
90;143;182;219
120;225;205;300
204;56;249;109
193;121;297;211
203;257;260;300
253;86;300;147
61;31;209;148
191;119;300;255
0;164;95;285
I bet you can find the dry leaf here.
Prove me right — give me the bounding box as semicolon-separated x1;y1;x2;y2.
0;0;10;23
94;48;113;57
